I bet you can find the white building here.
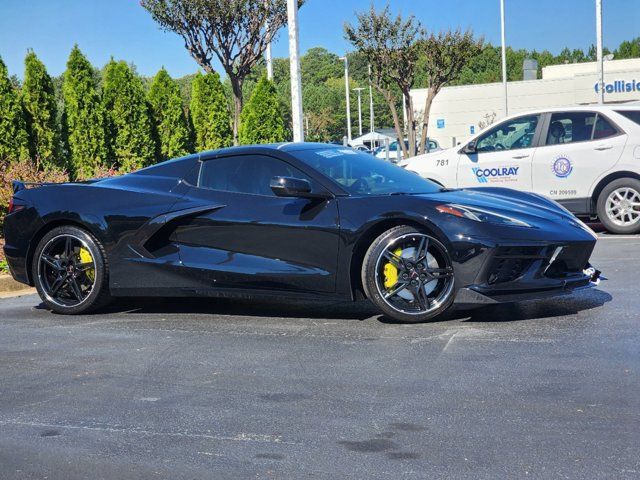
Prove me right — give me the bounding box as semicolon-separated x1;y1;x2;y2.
410;58;640;149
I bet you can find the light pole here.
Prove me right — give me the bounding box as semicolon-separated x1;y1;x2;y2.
354;87;365;137
266;31;273;80
368;63;375;147
287;0;304;142
500;0;508;116
265;0;273;81
596;0;604;104
340;56;352;143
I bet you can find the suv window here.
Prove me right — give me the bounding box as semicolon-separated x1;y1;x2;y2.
616;110;640;126
545;112;596;145
593;115;618;140
476;115;539;152
199;155;313;197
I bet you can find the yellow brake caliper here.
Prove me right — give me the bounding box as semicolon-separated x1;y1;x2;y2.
383;248;403;289
78;247;95;282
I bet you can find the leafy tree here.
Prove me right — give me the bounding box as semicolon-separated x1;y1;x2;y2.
147;68;191;160
102;59;155;171
346;5;424;157
615;38;640;59
416;29;483;154
22;51;60;169
190;71;233;150
303;81;344;142
301;47;343;86
141;0;302;144
62;45;108;178
0;56;29;162
239;76;287;144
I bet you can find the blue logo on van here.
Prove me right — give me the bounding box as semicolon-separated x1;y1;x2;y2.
552;156;573;178
472;166;519;184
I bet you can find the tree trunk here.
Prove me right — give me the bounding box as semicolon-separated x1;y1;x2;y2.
403;91;417;158
230;76;244;146
377;86;408;159
418;87;437;155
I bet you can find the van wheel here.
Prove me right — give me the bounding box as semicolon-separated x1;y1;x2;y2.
597;178;640;234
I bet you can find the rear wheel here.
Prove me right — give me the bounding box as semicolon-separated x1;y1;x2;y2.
32;226;111;314
361;226;455;323
597;178;640;234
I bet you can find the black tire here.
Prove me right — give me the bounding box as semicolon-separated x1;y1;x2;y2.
361;225;455;323
32;225;111;314
596;178;640;234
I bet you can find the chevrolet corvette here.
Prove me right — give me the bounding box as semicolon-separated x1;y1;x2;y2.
3;143;601;322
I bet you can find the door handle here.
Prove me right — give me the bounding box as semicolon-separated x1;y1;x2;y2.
595;145;613;151
512;154;529;159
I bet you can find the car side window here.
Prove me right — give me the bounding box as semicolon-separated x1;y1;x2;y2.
593;114;618;140
616;110;640;126
198;155;314;197
475;115;539;152
545;112;596;145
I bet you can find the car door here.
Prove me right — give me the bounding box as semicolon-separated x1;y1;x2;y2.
457;114;542;191
173;154;340;294
531;111;627;208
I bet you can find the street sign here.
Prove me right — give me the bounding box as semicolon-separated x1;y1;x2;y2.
437;119;445;129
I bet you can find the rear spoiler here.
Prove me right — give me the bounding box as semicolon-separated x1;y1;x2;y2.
11;180;59;194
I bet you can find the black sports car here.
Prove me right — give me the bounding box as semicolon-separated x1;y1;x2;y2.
3;143;601;323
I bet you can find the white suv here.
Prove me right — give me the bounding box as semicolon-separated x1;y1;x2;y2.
402;106;640;234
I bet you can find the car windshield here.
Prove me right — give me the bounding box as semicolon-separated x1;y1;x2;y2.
292;147;441;195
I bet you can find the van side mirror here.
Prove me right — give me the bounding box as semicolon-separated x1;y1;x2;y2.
462;140;477;154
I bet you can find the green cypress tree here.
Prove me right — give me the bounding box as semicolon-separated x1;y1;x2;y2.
189;71;232;151
0;56;29;162
22;51;60;169
62;45;107;178
102;59;155;172
148;67;191;160
238;77;287;145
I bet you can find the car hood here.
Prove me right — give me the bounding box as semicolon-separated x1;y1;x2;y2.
420;187;592;231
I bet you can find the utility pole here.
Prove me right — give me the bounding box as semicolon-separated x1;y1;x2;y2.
265;0;273;81
500;0;508;116
340;55;352;143
596;0;604;104
368;63;375;147
266;30;273;80
354;87;365;137
287;0;304;141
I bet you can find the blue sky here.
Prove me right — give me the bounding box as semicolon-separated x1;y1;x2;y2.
1;0;638;78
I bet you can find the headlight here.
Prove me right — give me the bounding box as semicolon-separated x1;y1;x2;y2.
435;204;532;228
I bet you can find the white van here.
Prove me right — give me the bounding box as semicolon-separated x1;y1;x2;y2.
401;106;640;234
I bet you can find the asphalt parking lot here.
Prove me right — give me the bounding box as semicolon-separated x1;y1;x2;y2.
1;236;639;480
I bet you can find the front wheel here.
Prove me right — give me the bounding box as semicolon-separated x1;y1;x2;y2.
597;178;640;234
32;225;111;314
361;226;455;323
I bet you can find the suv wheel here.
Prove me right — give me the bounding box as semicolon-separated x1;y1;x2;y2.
597;178;640;234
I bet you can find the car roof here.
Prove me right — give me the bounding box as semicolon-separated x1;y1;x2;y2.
502;104;640;119
199;142;347;159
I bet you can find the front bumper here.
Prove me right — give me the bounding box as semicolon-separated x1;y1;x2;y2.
448;226;601;307
454;266;601;306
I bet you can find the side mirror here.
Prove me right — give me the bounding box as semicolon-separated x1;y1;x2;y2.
461;140;477;154
270;176;330;199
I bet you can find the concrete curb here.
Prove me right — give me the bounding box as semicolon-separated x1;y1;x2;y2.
0;274;32;294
